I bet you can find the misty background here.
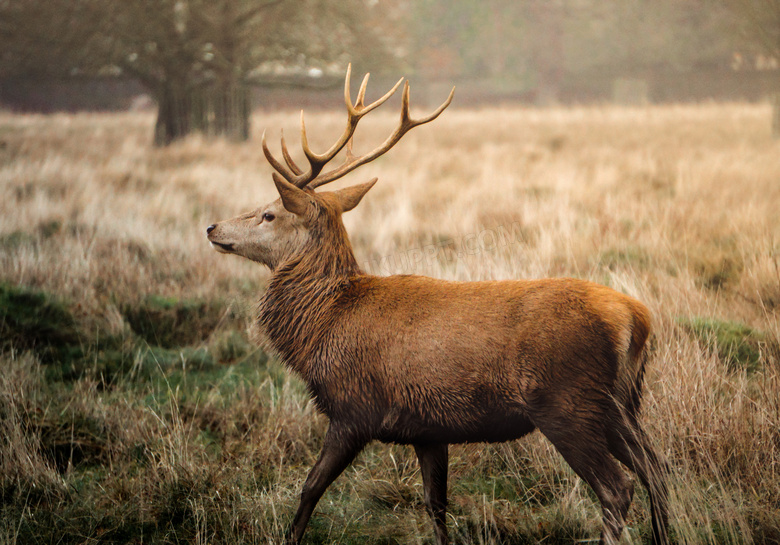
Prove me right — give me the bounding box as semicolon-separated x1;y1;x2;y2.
1;0;779;144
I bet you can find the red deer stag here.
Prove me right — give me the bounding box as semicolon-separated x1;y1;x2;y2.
206;65;669;545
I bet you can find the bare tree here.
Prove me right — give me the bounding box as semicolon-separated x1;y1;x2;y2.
103;0;277;145
106;0;401;145
0;0;402;145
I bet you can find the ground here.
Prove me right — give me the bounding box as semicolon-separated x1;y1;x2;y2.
0;103;778;544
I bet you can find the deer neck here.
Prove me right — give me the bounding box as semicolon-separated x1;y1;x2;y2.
257;222;362;378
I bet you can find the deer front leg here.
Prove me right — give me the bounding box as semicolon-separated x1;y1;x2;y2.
286;425;364;544
414;443;449;545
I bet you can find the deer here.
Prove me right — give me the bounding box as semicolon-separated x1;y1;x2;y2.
206;65;669;545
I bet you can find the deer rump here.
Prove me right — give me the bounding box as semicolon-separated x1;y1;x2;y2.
292;275;649;447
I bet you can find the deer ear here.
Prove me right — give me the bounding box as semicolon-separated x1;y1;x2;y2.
272;173;314;216
333;178;377;213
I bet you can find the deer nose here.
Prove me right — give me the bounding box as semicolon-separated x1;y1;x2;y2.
206;224;216;234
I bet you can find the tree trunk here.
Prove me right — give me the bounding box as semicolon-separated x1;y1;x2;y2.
154;83;192;147
200;81;250;142
154;81;250;146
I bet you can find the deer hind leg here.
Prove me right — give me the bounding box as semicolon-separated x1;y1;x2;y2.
414;443;449;545
606;417;670;545
535;416;633;544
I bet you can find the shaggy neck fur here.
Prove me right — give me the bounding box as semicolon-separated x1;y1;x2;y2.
257;211;362;379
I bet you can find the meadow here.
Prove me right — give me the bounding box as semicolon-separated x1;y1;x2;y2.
0;100;779;544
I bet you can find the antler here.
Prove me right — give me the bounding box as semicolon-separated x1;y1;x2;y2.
262;64;455;190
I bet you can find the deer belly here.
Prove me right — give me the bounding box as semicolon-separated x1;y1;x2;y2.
376;399;534;445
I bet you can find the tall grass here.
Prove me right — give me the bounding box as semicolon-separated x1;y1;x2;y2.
0;103;778;543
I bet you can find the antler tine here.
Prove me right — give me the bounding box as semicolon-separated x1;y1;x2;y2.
280;129;303;176
411;85;455;126
262;130;297;184
399;80;456;129
298;111;327;183
345;72;370;162
307;82;456;190
355;73;369;110
356;75;404;116
344;134;356;162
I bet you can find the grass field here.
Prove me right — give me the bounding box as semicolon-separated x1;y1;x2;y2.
1;102;779;544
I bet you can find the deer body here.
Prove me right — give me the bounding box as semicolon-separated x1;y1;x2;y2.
207;67;669;545
262;270;648;447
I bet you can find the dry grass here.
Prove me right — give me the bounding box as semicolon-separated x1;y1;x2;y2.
1;102;779;544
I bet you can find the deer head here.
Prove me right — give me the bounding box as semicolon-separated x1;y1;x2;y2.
206;65;454;271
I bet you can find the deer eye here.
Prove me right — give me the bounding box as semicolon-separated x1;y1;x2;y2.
262;212;275;222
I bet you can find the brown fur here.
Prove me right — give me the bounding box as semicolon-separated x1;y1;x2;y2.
207;188;669;545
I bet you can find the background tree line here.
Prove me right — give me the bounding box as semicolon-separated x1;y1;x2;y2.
1;0;778;143
0;0;402;145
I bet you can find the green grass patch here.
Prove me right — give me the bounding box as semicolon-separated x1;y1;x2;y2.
139;355;271;410
122;294;227;349
677;316;774;373
0;283;265;386
0;220;62;250
0;230;36;249
210;328;256;363
458;472;559;507
0;282;82;364
597;246;652;271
